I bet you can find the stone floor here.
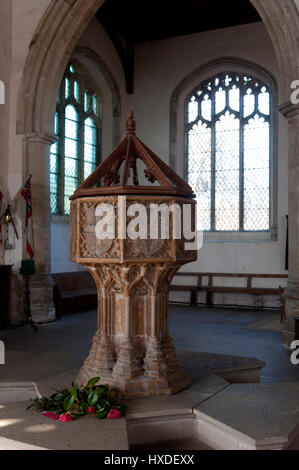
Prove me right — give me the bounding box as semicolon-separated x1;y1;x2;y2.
1;305;299;450
1;305;297;385
170;305;299;383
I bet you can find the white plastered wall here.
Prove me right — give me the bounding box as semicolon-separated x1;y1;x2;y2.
50;18;127;273
130;22;288;308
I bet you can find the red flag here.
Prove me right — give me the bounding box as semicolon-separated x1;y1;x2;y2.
21;177;34;259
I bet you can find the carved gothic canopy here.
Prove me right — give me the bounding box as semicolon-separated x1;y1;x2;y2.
70;111;195;200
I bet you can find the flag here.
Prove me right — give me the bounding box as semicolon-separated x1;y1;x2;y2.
21;177;34;259
0;185;7;248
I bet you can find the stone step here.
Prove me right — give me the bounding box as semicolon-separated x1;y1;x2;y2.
194;382;299;450
131;438;212;450
126;373;228;446
0;382;39;404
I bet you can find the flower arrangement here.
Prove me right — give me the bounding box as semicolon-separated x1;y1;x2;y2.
27;377;126;422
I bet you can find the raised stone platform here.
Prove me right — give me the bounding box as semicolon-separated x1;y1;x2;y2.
0;401;128;450
126;350;264;447
2;350;297;450
177;350;265;384
195;382;299;450
126;373;228;446
0;383;40;404
127;381;299;450
3;379;299;450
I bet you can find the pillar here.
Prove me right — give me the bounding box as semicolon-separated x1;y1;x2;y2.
25;134;56;323
280;102;299;348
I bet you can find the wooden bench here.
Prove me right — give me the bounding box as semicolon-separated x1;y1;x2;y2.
52;271;97;319
169;285;197;306
52;271;287;319
170;272;288;312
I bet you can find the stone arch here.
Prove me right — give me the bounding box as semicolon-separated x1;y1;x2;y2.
18;0;299;140
250;0;299;102
248;1;299;349
17;0;106;138
15;0;299;326
73;46;121;147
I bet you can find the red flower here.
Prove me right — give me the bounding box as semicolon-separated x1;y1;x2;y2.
88;406;95;416
107;409;122;420
42;412;60;420
58;413;73;422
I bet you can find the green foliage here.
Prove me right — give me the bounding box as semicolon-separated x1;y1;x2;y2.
26;377;126;421
94;410;109;420
87;391;99;407
63;394;75;412
86;377;100;388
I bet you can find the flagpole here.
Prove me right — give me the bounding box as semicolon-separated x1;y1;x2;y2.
21;174;34;260
20;173;37;331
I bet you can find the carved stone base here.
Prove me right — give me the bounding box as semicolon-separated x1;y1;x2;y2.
83;332;115;374
113;340;143;380
76;331;191;398
76;365;191;399
144;337;168;378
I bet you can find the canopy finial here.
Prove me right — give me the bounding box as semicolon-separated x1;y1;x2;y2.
126;110;136;134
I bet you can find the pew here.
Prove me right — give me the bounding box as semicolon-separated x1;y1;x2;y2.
170;272;287;315
52;271;96;318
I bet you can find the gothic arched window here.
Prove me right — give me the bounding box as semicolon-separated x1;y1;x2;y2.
50;61;102;215
185;72;272;232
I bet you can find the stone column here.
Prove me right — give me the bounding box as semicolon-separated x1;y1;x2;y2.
25;134;56;323
144;278;170;379
280;103;299;348
112;289;143;380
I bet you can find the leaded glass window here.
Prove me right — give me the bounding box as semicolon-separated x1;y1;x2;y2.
185;72;272;232
50;62;102;215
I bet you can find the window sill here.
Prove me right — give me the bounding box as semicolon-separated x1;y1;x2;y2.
203;230;277;243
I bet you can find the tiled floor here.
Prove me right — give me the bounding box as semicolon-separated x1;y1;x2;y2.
0;305;298;384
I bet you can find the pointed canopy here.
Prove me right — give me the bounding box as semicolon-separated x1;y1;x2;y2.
70;111;195;200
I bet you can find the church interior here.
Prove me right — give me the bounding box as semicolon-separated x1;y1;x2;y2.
1;0;299;452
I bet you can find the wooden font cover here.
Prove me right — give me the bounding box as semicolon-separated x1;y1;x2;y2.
70;111;195;200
